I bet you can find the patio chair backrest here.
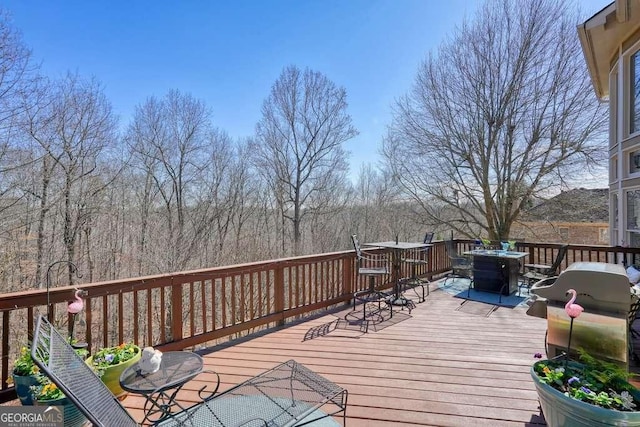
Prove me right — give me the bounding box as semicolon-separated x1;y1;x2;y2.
548;244;569;275
423;232;434;244
444;237;458;259
351;234;363;260
31;315;138;427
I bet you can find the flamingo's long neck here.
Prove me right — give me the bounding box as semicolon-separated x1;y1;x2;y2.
566;290;576;308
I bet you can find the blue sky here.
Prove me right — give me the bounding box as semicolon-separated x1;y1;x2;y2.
3;0;611;180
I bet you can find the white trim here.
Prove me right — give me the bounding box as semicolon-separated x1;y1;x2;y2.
616;58;624;246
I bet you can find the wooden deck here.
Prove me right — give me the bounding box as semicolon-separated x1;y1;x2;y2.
123;285;549;426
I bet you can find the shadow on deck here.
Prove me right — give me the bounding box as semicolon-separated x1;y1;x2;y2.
122;282;549;426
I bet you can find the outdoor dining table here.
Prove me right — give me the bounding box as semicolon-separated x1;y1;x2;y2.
364;240;431;307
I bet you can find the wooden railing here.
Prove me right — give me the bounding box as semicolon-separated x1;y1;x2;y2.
0;242;449;402
1;240;639;402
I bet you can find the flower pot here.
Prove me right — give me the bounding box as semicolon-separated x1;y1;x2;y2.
86;346;141;398
531;364;640;426
34;396;87;427
12;373;40;405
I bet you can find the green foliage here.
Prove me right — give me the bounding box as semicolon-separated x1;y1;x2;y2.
12;346;39;376
30;375;64;401
89;343;139;376
534;349;640;411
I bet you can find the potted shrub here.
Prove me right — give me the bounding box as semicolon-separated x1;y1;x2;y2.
9;341;89;405
8;346;41;405
31;375;87;427
86;342;141;398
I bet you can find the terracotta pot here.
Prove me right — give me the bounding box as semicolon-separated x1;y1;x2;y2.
86;346;141;398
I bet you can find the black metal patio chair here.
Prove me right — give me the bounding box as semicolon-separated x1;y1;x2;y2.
443;236;473;287
519;244;568;296
400;231;434;303
30;315;347;426
350;234;393;322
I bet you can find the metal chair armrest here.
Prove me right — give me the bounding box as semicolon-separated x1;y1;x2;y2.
197;370;221;401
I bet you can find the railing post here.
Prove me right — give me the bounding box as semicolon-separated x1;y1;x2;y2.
171;277;183;342
342;255;353;306
274;266;285;327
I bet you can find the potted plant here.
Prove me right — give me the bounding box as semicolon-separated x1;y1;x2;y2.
530;288;640;426
31;375;87;427
8;346;41;405
531;350;640;426
8;340;89;406
86;342;141;398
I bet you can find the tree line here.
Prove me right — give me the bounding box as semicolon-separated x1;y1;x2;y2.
0;0;607;293
0;13;413;292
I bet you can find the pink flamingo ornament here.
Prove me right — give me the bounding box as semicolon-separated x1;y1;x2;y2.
67;289;84;314
564;289;584;368
68;289;85;343
565;289;584;319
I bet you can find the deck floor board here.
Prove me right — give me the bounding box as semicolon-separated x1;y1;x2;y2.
121;286;549;426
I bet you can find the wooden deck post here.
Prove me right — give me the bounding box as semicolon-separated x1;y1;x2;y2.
342;256;353;306
274;266;285;327
171;277;183;342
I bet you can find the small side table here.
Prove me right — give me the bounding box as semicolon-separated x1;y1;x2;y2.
119;351;208;424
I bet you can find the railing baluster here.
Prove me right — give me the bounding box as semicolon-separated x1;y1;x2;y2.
102;295;108;348
249;273;255;320
274;266;284;327
146;288;152;344
133;290;139;345
201;280;207;334
118;293;124;344
2;311;9;396
189;281;195;337
240;274;246;324
160;286;166;343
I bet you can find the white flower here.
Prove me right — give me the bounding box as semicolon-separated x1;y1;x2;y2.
620;391;636;410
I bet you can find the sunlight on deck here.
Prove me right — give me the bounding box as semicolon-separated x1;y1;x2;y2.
122;280;548;426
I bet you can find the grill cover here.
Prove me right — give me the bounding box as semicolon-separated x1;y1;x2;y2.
530;262;631;315
528;262;634;366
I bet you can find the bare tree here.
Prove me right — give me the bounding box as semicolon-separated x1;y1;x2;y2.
0;10;39;280
253;65;358;255
39;73;118;283
383;0;607;241
127;90;213;272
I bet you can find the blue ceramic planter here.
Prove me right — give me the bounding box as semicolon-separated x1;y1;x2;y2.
531;363;640;426
12;373;40;405
34;396;87;427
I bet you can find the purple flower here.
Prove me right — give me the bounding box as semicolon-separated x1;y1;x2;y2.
581;386;592;394
105;354;114;363
568;376;580;385
534;353;543;359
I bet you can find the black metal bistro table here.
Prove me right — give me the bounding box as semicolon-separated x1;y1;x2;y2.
364;240;430;309
120;351;210;424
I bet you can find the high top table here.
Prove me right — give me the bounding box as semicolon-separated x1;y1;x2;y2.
364;240;431;307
